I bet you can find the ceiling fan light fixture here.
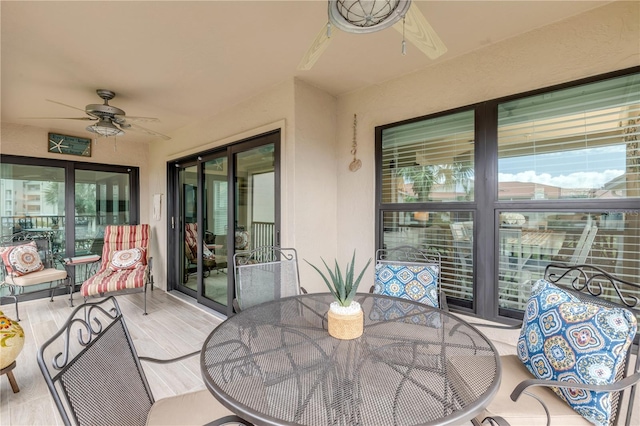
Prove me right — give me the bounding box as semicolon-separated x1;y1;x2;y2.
328;0;411;34
86;118;124;137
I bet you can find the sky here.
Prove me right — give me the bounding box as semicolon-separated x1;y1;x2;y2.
498;145;626;189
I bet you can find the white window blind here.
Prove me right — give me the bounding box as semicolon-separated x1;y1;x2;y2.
381;110;475;204
498;74;640;201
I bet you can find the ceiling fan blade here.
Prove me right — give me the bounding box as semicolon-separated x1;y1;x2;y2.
393;4;447;60
45;99;88;113
114;114;160;123
126;122;171;140
297;23;335;71
22;116;96;121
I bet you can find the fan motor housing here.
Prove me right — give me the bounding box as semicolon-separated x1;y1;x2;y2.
85;103;125;118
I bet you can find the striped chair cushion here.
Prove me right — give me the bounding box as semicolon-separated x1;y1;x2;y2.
81;264;147;296
81;225;150;297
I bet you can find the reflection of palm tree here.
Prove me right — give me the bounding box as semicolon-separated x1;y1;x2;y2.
398;161;473;201
399;165;441;201
450;161;474;201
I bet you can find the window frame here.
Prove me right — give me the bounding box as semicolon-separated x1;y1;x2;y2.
375;66;640;323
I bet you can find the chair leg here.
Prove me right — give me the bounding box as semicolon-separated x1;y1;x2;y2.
13;295;20;322
68;277;74;307
143;286;148;315
1;293;20;321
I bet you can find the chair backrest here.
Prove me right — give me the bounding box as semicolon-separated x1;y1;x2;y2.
374;246;443;308
233;246;301;311
37;296;154;426
101;225;150;266
569;224;598;265
184;223;215;262
184;223;198;261
499;227;525;270
543;263;639;426
449;222;470;242
0;231;55;274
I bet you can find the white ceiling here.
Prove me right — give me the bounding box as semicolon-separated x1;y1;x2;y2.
1;1;612;144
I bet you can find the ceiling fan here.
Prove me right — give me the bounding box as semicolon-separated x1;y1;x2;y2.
33;89;171;140
298;0;447;71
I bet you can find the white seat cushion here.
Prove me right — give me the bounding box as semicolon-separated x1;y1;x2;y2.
478;355;592;426
5;268;67;286
146;389;235;426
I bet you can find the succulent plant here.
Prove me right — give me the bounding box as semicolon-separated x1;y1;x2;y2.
306;251;371;307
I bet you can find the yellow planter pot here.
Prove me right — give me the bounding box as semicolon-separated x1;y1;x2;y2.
0;311;25;370
327;305;364;340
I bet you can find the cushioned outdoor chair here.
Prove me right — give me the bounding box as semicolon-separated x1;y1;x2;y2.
37;296;252;426
80;225;153;314
232;246;306;312
459;264;640;426
0;231;69;320
370;245;447;311
184;223;217;281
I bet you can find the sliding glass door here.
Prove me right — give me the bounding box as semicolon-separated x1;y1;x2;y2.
0;156;139;299
169;131;280;315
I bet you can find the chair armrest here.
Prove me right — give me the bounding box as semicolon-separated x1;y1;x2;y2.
439;289;449;312
480;416;512;426
205;415;253;426
466;321;522;330
511;371;640;401
139;349;199;364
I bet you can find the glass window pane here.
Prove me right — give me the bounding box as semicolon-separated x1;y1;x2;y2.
236;144;276;251
381;110;475;203
497;74;640;200
497;211;640;311
75;169;131;258
381;210;474;303
1;163;66;296
0;163;66;254
203;157;228;305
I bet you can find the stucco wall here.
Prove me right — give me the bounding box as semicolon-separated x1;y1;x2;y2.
334;0;640;283
292;80;338;293
148;79;324;292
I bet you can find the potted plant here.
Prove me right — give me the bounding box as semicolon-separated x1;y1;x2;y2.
306;251;371;340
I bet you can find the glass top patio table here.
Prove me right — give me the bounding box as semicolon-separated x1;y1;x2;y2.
201;293;501;426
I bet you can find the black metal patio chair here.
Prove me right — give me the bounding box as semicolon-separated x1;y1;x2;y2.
37;296;252;426
456;264;640;426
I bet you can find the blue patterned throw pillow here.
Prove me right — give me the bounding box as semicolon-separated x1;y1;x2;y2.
517;279;637;426
374;262;439;308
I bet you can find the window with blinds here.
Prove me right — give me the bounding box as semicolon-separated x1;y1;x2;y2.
497;73;640;201
377;69;639;318
381;110;475;204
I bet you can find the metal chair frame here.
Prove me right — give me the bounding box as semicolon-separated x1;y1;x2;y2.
80;225;153;315
371;245;447;310
473;263;640;426
232;246;305;312
37;296;251;426
0;231;70;320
